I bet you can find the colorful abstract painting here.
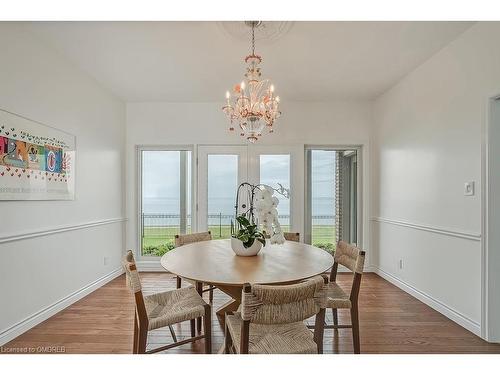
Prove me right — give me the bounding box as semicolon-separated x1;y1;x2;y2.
0;109;75;200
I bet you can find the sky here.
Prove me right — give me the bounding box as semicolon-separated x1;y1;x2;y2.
141;149;337;215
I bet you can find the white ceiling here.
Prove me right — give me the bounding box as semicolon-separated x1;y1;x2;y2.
23;21;473;102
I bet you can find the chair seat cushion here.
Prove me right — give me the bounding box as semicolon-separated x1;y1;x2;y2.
144;287;205;330
326;282;351;309
226;312;318;354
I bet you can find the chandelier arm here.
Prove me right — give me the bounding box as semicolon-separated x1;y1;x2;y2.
252;22;255;55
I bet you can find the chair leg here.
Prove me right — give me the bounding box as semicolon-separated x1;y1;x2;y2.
332;308;339;333
196;282;203;332
190;319;196;338
224;314;233;354
133;315;139;354
351;305;360;354
176;276;181;289
203;304;212;354
168;325;177;342
137;326;148;354
209;285;214;304
314;308;326;354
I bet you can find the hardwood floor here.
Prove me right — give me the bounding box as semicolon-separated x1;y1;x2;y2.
3;272;500;354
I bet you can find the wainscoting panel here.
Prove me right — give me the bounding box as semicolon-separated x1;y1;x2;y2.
0;219;125;346
371;218;482;336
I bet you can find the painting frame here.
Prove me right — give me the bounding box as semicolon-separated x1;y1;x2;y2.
0;108;76;201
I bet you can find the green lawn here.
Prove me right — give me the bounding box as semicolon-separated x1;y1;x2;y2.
142;225;336;256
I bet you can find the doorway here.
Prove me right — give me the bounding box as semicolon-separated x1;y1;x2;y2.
197;145;302;238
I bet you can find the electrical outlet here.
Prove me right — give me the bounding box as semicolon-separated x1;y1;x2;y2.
464;181;475;196
399;259;403;269
103;256;109;266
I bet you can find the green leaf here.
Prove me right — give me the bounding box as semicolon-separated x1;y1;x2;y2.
233;214;266;249
236;215;251;228
243;238;255;248
239;234;250;243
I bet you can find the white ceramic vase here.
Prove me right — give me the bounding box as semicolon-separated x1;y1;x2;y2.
231;237;263;257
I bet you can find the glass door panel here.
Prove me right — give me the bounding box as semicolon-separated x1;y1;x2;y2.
259;154;291;232
197;146;248;238
305;148;359;253
207;154;238;239
308;150;336;251
140;149;192;257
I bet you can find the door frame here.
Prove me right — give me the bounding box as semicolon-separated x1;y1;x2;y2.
134;143;364;267
481;93;500;342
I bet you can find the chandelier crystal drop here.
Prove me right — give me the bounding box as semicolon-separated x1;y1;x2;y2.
222;21;281;143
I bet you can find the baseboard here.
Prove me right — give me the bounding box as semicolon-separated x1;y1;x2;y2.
0;268;123;346
362;265;376;273
136;260;167;272
373;266;481;336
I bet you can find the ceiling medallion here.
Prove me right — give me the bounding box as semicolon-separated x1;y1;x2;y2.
221;21;281;143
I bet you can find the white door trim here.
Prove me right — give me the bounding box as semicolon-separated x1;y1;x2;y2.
482;93;500;342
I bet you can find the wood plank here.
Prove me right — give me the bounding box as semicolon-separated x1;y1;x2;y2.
2;272;499;354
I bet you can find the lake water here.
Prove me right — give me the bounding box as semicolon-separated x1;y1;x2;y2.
143;197;335;226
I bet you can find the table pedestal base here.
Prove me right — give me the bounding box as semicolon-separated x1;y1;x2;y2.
215;285;243;325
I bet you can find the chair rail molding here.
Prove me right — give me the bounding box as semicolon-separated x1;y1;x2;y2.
371;217;481;242
0;218;127;244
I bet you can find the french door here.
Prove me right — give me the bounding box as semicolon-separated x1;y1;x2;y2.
248;145;303;234
138;144;360;258
197;145;302;238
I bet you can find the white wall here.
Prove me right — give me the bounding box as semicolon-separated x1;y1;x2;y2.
126;101;372;269
0;24;126;345
371;22;500;338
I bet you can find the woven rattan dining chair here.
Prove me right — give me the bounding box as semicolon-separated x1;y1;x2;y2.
174;231;217;304
325;241;365;354
283;232;300;242
122;250;212;354
224;275;328;354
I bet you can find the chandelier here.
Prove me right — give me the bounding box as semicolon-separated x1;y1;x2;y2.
222;21;281;143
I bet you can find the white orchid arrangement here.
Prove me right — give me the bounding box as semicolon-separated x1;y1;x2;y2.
232;182;290;246
254;185;286;244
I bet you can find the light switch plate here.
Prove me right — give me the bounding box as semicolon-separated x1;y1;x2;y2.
464;181;475;196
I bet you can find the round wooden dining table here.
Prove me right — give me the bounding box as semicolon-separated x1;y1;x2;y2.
160;239;334;321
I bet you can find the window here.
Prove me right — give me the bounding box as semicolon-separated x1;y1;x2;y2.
139;148;192;257
137;145;356;258
305;147;359;253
